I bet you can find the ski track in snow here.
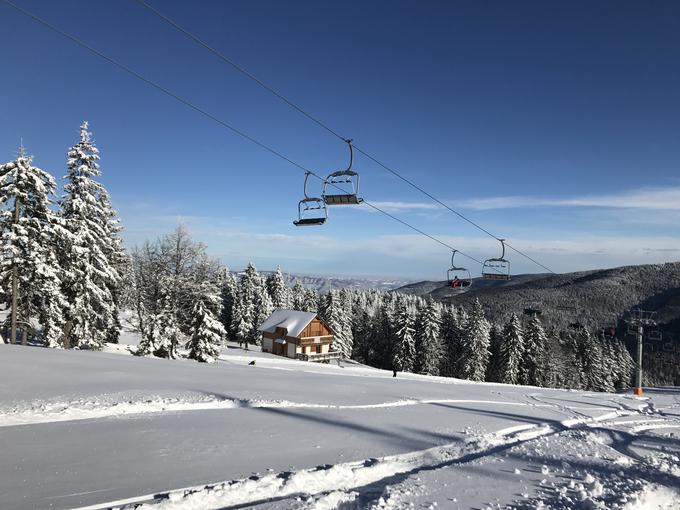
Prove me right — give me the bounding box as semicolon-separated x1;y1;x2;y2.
0;396;554;427
71;407;675;510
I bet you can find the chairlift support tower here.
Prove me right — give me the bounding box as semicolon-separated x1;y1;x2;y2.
625;309;658;397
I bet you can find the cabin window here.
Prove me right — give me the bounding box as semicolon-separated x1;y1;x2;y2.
316;345;322;354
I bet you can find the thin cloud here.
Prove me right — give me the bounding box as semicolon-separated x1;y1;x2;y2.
361;201;442;213
459;186;680;211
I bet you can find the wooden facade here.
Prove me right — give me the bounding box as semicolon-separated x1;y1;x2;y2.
260;312;335;361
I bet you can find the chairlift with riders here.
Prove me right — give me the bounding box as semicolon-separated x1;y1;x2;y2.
447;250;472;289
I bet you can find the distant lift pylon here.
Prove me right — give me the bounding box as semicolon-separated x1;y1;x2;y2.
482;239;511;280
293;171;328;226
322;139;363;205
447;250;472;289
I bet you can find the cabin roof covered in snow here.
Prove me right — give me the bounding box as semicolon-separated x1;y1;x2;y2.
257;309;320;338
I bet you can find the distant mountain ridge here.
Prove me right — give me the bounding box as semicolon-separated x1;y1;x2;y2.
395;262;680;340
230;270;412;294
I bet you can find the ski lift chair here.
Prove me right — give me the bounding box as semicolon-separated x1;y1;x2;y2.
293;172;328;226
322;139;363;205
482;239;511;280
447;250;472;289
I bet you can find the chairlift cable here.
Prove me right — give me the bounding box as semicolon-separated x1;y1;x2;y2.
134;0;557;275
2;0;489;270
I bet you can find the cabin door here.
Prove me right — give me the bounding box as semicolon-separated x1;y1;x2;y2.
275;342;286;357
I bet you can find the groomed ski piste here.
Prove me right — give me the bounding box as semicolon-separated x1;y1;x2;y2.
1;333;679;510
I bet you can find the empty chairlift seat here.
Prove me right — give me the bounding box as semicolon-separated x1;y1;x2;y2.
482;239;511;281
322;139;363;206
294;172;328;226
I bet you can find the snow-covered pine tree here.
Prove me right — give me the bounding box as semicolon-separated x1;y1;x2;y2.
497;314;524;385
392;301;416;373
252;275;273;346
351;306;373;363
485;323;503;382
186;292;226;362
220;268;238;340
231;264;255;348
266;266;289;309
0;146;67;347
439;305;462;377
457;299;491;381
574;327;614;392
612;339;634;390
414;300;442;376
135;309;163;357
521;316;547;386
369;300;394;369
320;290;353;358
302;288;318;313
59;122;118;349
291;281;305;311
540;330;566;388
560;332;585;390
154;292;182;359
96;189;126;343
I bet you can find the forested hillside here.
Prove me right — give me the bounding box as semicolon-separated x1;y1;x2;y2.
397;263;680;337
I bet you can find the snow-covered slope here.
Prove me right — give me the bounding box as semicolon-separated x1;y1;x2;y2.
1;343;679;510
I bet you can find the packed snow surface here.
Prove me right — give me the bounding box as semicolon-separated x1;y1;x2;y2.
1;342;679;510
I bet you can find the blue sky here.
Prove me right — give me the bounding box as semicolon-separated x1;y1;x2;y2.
1;0;679;279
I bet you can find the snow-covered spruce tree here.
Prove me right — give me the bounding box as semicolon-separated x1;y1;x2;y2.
497;314;524;385
351;305;373;363
560;332;585;390
302;288;319;313
392;301;416;373
59;122;119;349
97;190;126;343
439;306;462;377
414;300;442;376
485;323;503;382
266;266;290;309
574;328;614;392
252;277;273;346
0;147;67;347
539;330;567;388
136;305;163;357
230;263;262;349
521;316;547;386
220;268;238;340
457;299;491;381
291;281;305;311
186;288;226;363
320;290;353;358
153;292;183;359
612;339;634;390
369;300;395;369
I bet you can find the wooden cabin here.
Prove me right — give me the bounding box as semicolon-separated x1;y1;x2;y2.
258;310;340;362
